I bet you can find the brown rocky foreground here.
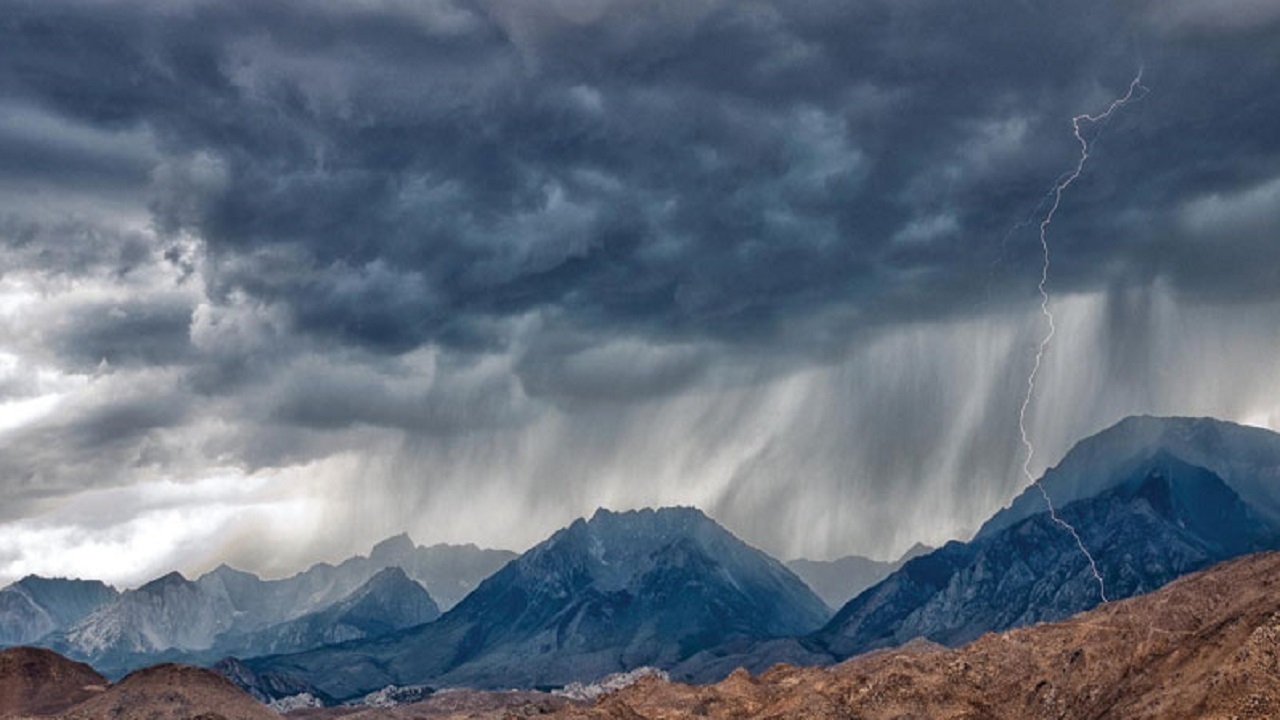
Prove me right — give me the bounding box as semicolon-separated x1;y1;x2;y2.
550;550;1280;720
0;655;277;720
0;647;106;717
60;664;280;720
4;550;1280;719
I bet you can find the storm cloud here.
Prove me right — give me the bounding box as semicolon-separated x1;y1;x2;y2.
1;0;1279;584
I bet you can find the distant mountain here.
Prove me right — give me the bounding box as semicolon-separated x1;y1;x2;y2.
788;543;932;610
979;415;1280;537
815;450;1280;657
0;577;118;647
9;537;510;677
0;646;107;717
191;535;506;630
361;535;518;611
238;507;831;702
49;571;238;676
218;567;441;658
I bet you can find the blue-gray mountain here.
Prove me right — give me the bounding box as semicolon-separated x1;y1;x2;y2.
237;507;831;702
814;416;1280;658
2;539;511;677
45;571;237;677
979;415;1280;537
213;566;440;659
787;543;932;611
0;577;118;647
362;536;518;611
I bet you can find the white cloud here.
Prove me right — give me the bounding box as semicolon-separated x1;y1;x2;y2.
0;473;321;588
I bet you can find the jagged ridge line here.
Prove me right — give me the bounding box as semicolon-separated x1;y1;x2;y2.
1017;71;1147;605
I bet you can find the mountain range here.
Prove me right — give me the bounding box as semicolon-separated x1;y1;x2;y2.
7;549;1280;718
0;538;515;678
234;415;1280;703
4;414;1279;712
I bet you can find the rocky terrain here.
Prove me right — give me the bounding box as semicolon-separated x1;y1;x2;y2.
57;663;281;720
285;690;574;719
0;646;106;717
543;550;1280;719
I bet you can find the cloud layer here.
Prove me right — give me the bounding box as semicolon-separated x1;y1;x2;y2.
1;0;1279;584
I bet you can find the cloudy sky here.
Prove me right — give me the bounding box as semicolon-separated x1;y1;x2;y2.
2;0;1279;587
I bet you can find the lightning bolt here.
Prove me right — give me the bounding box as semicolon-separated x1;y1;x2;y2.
1018;70;1147;604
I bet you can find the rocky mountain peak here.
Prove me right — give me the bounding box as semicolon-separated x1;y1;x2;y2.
369;533;417;565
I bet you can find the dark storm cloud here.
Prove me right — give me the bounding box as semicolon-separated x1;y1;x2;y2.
0;0;1180;356
2;0;1280;576
266;351;528;433
4;1;1279;358
4;0;1277;363
515;330;710;405
41;298;195;370
0;216;156;278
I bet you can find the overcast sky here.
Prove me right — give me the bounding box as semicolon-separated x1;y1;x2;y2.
2;0;1279;587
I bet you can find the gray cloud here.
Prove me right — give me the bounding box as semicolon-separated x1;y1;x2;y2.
0;0;1279;582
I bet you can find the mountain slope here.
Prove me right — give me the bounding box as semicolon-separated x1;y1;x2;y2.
392;540;519;611
980;415;1280;537
816;451;1280;657
0;590;56;650
552;550;1280;720
240;507;830;701
0;646;107;717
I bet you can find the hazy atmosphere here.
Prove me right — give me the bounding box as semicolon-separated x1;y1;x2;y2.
2;0;1279;588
